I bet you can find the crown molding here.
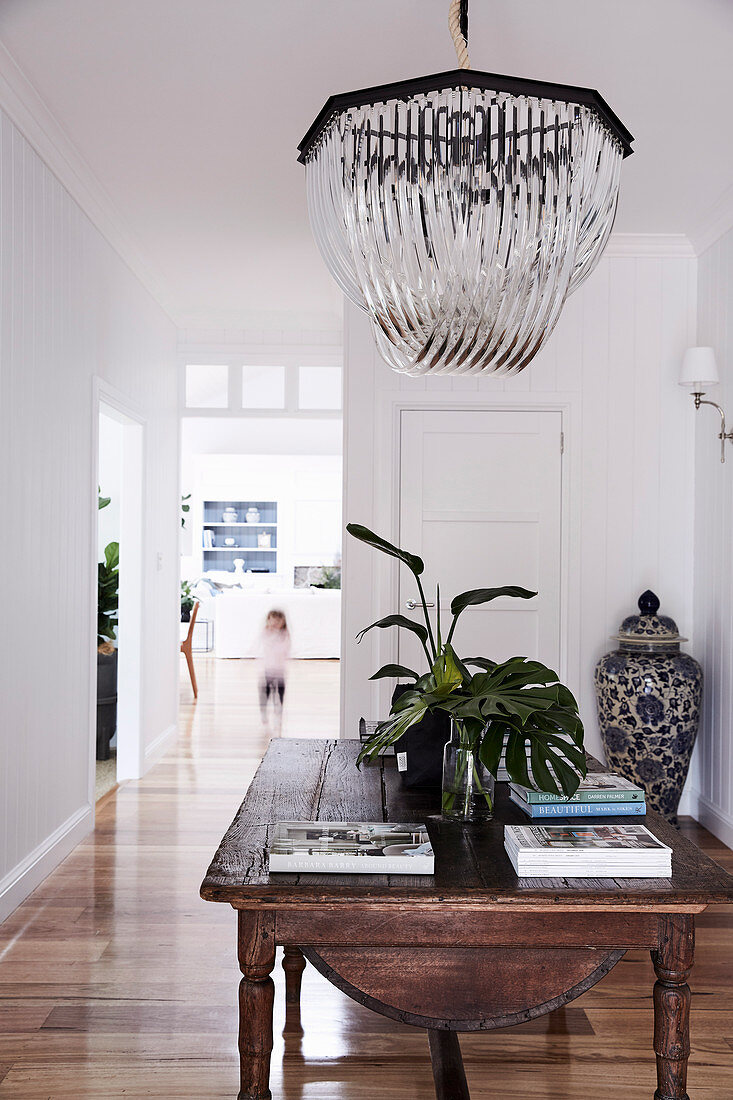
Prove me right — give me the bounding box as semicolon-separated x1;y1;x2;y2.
604;233;696;259
0;39;180;326
688;184;733;257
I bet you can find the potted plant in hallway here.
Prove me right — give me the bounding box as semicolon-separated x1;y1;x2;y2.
347;523;586;821
97;538;119;761
181;580;195;622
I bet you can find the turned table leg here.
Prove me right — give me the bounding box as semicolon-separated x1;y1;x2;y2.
651;915;694;1100
238;911;276;1100
282;946;306;1035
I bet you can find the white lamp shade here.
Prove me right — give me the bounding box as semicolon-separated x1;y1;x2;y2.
679;346;719;389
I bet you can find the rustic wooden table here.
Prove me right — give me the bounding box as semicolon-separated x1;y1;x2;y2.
200;739;733;1100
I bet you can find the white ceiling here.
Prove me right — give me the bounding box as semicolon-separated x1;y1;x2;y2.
0;0;731;330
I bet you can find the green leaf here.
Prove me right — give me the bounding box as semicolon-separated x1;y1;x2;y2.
346;523;424;576
464;657;498;672
368;664;420;682
529;740;562;796
449;649;473;682
506;731;531;787
356;697;428;766
104;542;120;570
355;614;428;646
483;660;560;691
391;688;423;712
431;645;463;690
448;696;488;722
543;746;584;798
450;586;536;617
537;731;587;772
478;725;505;777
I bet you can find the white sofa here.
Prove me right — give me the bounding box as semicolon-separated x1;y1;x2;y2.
213;587;341;658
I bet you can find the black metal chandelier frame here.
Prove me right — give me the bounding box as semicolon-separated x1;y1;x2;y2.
298;69;634;164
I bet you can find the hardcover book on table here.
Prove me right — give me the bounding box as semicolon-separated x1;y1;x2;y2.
268;822;433;874
509;790;646;818
504;823;672;878
510;772;645;804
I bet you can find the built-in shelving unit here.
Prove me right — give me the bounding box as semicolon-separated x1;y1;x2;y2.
202;500;277;573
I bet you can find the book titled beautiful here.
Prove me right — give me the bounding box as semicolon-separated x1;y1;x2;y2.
268;822;434;874
509;791;646;818
511;772;645;804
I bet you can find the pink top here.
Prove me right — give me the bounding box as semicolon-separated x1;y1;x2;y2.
260;629;291;676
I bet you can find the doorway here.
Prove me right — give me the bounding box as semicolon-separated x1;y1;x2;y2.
93;390;145;804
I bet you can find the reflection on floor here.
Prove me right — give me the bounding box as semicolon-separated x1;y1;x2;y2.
0;657;731;1097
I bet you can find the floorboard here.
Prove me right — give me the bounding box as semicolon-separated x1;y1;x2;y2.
0;656;730;1098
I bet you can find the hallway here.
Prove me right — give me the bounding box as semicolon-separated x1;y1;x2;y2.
0;659;731;1098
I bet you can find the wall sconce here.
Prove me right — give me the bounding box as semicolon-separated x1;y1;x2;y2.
679;346;733;463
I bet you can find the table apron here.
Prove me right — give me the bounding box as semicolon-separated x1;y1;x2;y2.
223;898;708;914
274;908;663;949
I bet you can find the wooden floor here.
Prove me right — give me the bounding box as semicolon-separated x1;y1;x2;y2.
1;655;732;1098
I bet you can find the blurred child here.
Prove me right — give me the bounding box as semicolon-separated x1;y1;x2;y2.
258;609;291;735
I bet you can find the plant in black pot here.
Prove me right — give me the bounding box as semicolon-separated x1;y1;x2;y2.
97;539;119;761
181;581;195;622
347;523;586;822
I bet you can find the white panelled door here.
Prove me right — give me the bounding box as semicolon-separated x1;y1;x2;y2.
399;410;563;675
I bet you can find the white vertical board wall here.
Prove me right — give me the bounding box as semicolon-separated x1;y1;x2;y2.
691;225;733;846
342;251;697;761
0;107;179;920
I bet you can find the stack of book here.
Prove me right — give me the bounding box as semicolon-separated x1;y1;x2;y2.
504;823;672;878
509;772;646;818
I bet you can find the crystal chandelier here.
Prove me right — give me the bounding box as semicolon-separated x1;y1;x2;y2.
298;1;633;377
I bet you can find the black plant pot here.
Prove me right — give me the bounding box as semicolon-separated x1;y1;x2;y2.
391;684;450;790
181;605;191;622
97;649;118;761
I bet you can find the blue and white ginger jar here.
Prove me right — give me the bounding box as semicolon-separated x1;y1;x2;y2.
595;590;702;824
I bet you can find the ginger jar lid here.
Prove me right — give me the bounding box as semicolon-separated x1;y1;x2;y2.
611;590;687;649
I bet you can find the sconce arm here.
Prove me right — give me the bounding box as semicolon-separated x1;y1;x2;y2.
693;393;733;463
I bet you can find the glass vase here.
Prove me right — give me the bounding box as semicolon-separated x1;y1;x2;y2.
441;721;495;823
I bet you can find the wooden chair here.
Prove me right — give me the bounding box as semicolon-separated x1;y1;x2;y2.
181;600;199;699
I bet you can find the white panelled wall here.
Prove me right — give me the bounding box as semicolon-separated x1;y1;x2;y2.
0;106;179;921
4;50;733;927
342;250;698;796
691;225;733;845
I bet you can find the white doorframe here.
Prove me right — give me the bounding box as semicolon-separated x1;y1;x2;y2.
89;378;147;810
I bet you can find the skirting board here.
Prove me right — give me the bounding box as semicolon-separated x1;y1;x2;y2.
143;722;178;770
0;804;93;924
684;788;733;851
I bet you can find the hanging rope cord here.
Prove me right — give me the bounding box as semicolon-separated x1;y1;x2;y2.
448;0;471;69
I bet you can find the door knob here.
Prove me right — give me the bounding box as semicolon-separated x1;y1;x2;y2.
406;599;435;610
